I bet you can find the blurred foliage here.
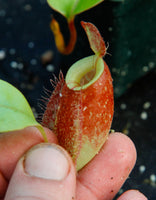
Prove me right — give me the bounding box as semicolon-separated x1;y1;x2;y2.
110;0;156;97
110;0;124;2
47;0;104;19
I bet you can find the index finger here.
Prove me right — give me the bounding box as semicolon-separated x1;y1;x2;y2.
76;132;137;200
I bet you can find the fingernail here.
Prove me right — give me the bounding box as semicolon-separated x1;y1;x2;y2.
24;143;70;180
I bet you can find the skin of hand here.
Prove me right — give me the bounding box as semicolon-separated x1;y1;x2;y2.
0;127;147;200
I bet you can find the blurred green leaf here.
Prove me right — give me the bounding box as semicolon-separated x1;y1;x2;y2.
110;0;124;2
0;80;46;140
47;0;104;19
110;0;156;97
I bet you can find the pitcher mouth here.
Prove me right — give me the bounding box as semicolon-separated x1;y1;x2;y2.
65;55;104;90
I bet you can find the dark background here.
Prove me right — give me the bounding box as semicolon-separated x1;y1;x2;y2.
0;0;156;199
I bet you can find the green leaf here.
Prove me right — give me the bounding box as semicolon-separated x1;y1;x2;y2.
0;80;48;141
110;0;124;2
47;0;104;19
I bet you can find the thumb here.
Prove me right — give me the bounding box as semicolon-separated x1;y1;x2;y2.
5;143;76;200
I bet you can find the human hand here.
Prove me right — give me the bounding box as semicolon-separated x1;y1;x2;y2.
0;127;147;200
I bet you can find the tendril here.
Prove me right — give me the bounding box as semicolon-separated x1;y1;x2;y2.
50;17;77;55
